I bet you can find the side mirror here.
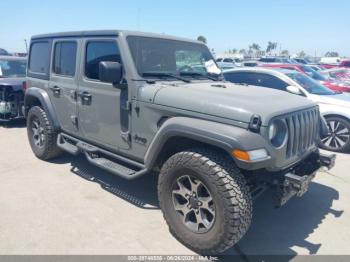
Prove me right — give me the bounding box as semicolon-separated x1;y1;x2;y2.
99;61;122;84
286;85;303;95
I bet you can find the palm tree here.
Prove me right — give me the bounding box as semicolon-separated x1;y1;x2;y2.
266;41;277;54
249;43;261;57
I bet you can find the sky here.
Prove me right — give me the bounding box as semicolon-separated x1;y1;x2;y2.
1;0;349;57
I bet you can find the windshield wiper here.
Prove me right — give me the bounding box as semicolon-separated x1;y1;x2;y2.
179;72;220;81
142;72;191;83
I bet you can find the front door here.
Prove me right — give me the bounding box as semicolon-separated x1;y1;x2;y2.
48;39;80;134
77;38;129;150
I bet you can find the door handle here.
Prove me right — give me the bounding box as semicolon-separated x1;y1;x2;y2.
49;86;61;95
79;91;92;104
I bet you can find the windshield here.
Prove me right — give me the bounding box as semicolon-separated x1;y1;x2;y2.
327;69;350;78
301;65;327;81
0;59;26;78
127;36;221;80
287;72;336;95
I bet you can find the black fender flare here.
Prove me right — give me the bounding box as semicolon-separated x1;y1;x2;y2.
144;117;271;170
24;87;60;130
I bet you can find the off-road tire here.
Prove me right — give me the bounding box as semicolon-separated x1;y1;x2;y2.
27;106;62;160
320;116;350;153
158;148;252;255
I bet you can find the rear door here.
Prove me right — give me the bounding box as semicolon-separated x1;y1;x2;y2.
48;39;80;134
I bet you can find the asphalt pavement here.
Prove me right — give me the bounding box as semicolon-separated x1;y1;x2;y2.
0;120;349;259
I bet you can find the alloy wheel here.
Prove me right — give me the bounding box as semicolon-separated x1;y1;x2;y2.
321;119;350;150
31;118;45;148
172;175;216;233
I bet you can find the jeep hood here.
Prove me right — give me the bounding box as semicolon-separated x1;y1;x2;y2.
152;82;315;126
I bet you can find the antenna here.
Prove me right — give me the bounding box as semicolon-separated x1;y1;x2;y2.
24;39;28;53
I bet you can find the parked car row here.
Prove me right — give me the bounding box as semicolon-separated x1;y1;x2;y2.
224;67;350;152
260;63;350;92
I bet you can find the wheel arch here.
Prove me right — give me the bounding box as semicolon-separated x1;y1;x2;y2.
25;87;60;130
148;135;232;170
144;117;269;170
323;113;350;123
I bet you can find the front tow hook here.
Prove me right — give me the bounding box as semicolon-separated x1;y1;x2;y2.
319;153;336;170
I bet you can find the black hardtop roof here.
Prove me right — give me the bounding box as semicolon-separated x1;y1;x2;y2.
31;30;202;44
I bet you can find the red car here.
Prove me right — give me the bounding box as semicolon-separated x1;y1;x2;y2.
260;63;350;92
339;60;350;68
321;64;338;69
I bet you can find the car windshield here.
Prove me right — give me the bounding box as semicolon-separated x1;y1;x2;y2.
301;65;327;81
327;69;350;78
287;72;336;95
127;36;221;80
0;59;26;78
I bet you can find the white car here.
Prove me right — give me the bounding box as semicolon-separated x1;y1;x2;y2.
224;67;350;153
216;57;242;69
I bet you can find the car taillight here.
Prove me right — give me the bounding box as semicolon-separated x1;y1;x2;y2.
22;81;28;92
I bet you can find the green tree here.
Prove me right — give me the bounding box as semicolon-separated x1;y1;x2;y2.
197;36;207;44
239;49;246;55
298;51;306;57
281;49;289;56
325;51;339;57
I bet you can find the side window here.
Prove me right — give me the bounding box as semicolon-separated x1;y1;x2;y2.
223;58;234;63
254;73;288;91
224;72;255;85
29;41;50;74
85;41;121;80
53;42;77;76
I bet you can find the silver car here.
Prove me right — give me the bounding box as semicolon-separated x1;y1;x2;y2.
224;67;350;152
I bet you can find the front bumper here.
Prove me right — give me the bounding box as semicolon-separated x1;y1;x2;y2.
274;152;336;207
0;105;25;122
0;113;24;122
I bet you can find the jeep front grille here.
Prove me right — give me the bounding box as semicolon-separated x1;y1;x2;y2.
285;107;320;159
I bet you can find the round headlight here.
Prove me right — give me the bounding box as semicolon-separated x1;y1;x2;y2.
269;119;288;148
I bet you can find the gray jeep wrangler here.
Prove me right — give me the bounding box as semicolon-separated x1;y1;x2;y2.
25;30;335;254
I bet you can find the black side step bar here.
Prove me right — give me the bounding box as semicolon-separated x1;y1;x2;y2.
84;152;148;180
57;133;80;155
56;133;148;180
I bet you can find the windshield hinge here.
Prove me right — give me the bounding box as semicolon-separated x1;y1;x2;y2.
249;114;262;133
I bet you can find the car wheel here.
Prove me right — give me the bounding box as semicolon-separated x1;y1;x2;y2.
27;106;62;160
158;148;252;255
320;116;350;153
